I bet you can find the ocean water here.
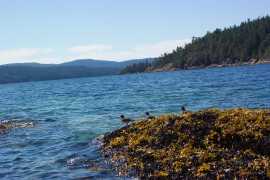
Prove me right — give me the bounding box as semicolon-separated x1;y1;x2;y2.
0;64;270;179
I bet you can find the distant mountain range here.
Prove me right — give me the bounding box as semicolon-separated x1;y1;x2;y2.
0;58;155;84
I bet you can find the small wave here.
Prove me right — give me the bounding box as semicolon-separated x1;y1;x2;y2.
67;156;95;168
0;119;35;134
64;135;112;176
66;155;113;177
90;134;104;147
2;120;34;128
44;118;57;122
67;157;81;166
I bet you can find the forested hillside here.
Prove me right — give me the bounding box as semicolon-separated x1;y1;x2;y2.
0;66;120;84
0;58;152;84
121;16;270;74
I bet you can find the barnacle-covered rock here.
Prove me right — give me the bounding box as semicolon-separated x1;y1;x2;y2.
102;108;270;179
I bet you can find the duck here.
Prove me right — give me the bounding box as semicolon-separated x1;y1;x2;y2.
181;106;186;113
120;115;133;125
181;105;192;116
145;112;155;120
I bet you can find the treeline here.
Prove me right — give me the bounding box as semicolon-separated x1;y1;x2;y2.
120;62;153;74
121;16;270;73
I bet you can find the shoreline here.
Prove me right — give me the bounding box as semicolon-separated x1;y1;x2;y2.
144;59;270;73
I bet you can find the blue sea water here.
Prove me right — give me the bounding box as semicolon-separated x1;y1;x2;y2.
0;64;270;179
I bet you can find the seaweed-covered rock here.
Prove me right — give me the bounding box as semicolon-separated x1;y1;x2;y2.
0;120;34;134
102;108;270;179
0;124;7;133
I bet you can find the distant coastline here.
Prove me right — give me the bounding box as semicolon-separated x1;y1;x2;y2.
144;59;270;73
0;58;153;84
121;16;270;74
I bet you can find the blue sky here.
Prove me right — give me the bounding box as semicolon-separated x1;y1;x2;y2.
0;0;269;64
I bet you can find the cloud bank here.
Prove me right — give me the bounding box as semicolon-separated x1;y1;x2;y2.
0;48;53;64
68;44;113;53
0;39;190;65
68;39;190;60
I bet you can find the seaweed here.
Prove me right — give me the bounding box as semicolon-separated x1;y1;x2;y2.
102;108;270;179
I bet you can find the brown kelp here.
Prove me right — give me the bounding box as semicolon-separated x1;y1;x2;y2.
102;108;270;179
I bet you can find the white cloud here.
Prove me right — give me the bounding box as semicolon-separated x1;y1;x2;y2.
0;39;191;64
67;39;191;61
132;39;190;58
68;44;113;53
0;48;53;64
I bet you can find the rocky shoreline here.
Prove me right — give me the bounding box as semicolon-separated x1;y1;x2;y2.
102;108;270;179
145;59;270;73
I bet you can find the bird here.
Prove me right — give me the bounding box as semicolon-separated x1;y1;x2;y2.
120;115;133;125
181;105;192;116
181;106;187;113
145;112;155;120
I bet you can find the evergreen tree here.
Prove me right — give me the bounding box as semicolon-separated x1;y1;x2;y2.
121;16;270;74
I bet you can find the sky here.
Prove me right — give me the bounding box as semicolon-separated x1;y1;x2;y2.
0;0;270;64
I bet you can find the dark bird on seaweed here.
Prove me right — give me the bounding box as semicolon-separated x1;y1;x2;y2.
145;112;155;120
181;105;192;116
181;106;186;113
120;115;133;125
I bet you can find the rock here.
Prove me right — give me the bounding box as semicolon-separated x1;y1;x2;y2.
0;124;6;129
0;120;34;134
102;108;270;179
249;58;259;64
0;124;7;134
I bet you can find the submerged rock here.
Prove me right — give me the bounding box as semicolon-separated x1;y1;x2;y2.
102;108;270;179
0;119;34;134
0;124;7;133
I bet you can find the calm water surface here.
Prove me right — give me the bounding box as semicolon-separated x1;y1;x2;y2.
0;64;270;179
